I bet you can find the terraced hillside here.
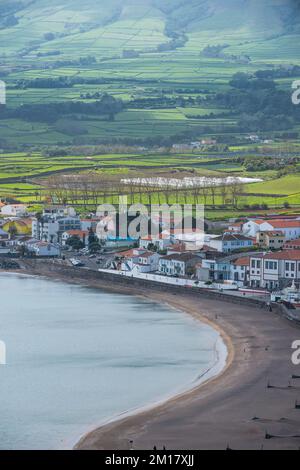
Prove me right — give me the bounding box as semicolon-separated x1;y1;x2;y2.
0;0;300;149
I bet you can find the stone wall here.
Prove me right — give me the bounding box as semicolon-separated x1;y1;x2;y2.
20;260;300;325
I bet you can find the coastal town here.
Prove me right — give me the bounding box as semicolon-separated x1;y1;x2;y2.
1;200;300;312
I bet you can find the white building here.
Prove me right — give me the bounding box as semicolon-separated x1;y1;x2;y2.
32;218;59;243
139;235;172;252
159;253;200;277
130;251;161;274
266;220;300;241
27;241;61;257
42;206;76;218
32;217;81;243
196;258;232;282
249;251;300;289
243;219;300;241
116;248;160;273
231;257;251;285
1;204;27;217
242;220;273;237
208;233;254;253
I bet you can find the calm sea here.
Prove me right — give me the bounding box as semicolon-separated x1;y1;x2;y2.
0;273;226;449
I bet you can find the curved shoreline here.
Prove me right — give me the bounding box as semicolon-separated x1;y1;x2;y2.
3;264;300;450
73;301;232;451
0;268;231;451
73;288;300;450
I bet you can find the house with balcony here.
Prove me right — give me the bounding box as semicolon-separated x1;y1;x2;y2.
196;258;232;282
249;251;300;289
32;216;81;243
158;253;200;277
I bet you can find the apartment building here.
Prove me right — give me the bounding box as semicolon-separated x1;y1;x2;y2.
249;251;300;289
159;253;200;277
256;231;285;250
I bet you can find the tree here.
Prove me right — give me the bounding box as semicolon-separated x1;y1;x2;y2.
66;236;84;250
88;228;101;253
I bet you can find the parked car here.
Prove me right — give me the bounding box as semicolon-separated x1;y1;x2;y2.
70;258;85;267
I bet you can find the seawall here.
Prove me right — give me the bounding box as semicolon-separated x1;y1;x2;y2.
17;259;300;325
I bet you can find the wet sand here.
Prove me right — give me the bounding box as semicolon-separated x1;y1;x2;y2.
76;291;300;450
3;263;300;450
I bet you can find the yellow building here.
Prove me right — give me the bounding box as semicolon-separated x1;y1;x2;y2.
2;218;32;236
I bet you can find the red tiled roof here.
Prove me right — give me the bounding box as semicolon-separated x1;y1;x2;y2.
284;239;300;247
263;250;300;261
233;256;250;267
215;234;253;241
267;220;300;229
259;230;284;237
252;220;267;225
139;251;156;259
116;249;146;258
115;249;137;258
65;230;88;237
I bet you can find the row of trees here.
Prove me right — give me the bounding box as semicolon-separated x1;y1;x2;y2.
0;94;123;124
43;173;246;209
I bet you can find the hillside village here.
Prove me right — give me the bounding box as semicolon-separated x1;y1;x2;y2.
1;201;300;308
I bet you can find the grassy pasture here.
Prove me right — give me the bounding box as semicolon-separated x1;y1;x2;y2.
1;152;300;217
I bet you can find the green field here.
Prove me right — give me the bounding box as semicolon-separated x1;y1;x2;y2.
1;151;300;220
1;1;300;217
1;0;300;148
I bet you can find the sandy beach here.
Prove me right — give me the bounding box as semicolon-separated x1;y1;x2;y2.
3;262;300;450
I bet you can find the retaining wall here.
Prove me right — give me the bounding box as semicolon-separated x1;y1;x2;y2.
21;260;300;326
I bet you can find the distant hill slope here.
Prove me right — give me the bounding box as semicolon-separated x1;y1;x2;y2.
1;0;300;62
